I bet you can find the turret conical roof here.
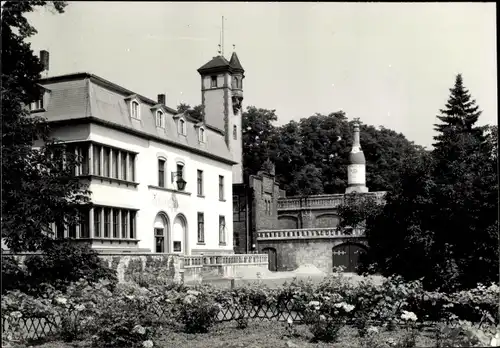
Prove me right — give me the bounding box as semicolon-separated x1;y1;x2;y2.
229;52;244;72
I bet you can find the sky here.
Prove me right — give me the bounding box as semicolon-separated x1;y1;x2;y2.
25;2;497;149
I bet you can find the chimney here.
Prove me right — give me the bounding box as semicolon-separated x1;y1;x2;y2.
157;94;166;105
40;50;49;73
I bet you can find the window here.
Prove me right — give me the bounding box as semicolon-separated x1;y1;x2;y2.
128;154;135;181
103;148;110;177
131;101;140;119
104;208;111;238
173;241;182;252
219;215;226;245
155;228;164;253
94;208;101;237
112;151;119;178
29;98;44;111
80;145;89;175
121;211;128;238
56;223;65;239
129;212;136;239
219;175;224;201
233;231;239;247
68;224;76;239
112;210;119;238
93;145;101;176
197;170;203;196
233;195;243;222
198;128;205;142
158;159;166;187
211;76;217;88
156;110;164;128
178;119;186;135
197;212;204;243
121;152;127;180
233;125;237;140
80;211;90;238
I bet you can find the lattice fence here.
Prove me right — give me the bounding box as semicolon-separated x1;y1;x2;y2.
1;300;305;342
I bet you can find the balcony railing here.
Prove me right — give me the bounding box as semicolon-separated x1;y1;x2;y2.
182;254;268;268
257;227;365;241
277;192;387;210
277;195;345;210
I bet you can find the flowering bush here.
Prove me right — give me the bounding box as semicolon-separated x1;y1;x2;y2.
177;289;220;333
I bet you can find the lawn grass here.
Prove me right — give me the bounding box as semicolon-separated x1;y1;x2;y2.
24;320;438;348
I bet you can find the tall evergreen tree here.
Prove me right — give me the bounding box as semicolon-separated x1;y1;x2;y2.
1;1;90;251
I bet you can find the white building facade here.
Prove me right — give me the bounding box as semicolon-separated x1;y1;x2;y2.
30;52;246;255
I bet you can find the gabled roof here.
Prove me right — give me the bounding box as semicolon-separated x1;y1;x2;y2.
229;52;244;73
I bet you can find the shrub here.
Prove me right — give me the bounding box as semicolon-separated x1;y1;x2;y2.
22;240;117;295
1;255;28;294
178;290;220;333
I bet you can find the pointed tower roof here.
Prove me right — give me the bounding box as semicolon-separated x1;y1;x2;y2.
229;52;244;73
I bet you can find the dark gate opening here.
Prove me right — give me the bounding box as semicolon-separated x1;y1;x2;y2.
332;243;366;273
262;247;277;272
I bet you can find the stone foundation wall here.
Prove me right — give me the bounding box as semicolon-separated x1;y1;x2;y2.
258;238;368;273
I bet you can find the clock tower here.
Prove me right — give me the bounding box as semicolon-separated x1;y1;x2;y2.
346;120;369;193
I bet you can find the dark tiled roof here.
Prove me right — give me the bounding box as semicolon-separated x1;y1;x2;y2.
229;52;244;72
35;73;235;164
197;56;230;73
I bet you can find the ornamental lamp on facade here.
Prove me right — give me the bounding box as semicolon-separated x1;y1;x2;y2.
171;172;187;191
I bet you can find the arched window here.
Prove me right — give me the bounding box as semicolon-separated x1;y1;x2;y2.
154;214;168;253
156;110;164;128
233;125;237;140
131;101;140;119
198;127;205;142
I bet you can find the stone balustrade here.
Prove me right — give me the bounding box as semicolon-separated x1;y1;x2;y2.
257;227;365;241
277;192;387;210
182;254;268;268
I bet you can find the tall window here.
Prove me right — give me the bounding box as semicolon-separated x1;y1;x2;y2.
219;175;224;201
80;211;89;238
178;119;186;135
121;211;128;238
219;215;226;245
131;101;139;119
156;110;163;128
94;208;101;237
198;128;205;142
155;228;164;253
121;152;127;180
104;208;111;238
93;145;101;175
103;148;110;177
56;223;65;239
112;210;119;238
197;170;203;196
233;125;237;140
112;151;119;178
211;76;217;88
158;159;166;187
129;212;136;239
68;224;76;239
197;212;204;243
128;154;135;181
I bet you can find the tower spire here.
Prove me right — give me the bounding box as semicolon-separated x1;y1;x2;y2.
221;16;225;57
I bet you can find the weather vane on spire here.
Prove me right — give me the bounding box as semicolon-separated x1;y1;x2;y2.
233;44;236;51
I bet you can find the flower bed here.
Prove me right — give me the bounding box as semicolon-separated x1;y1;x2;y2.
2;273;499;347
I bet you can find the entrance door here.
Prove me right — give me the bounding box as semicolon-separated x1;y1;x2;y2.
332;243;366;273
262;247;277;271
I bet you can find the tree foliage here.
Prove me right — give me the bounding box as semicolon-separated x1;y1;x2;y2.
176;103;203;122
1;1;90;251
241;107;424;195
347;74;498;291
